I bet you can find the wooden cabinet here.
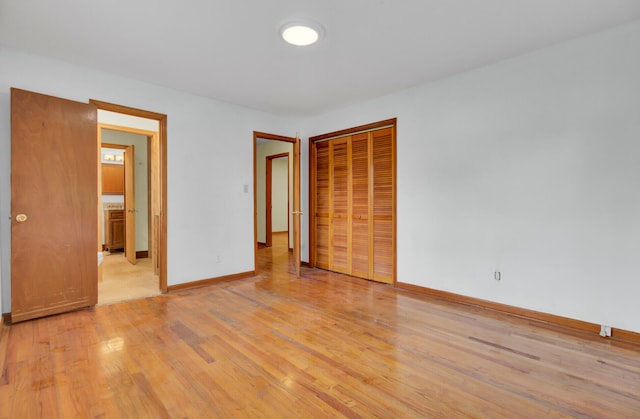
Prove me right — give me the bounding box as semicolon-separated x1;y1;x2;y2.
102;163;124;194
312;126;395;284
105;209;125;251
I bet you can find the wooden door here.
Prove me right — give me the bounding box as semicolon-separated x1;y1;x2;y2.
330;138;349;274
101;163;124;194
350;133;371;278
124;145;136;265
314;142;330;270
310;121;396;284
292;137;301;277
11;88;98;322
371;128;395;284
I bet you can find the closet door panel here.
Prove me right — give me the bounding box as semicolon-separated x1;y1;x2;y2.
331;139;349;274
315;142;330;269
350;133;370;278
372;128;394;283
312;121;395;284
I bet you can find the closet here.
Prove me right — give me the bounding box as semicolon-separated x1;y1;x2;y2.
310;120;395;284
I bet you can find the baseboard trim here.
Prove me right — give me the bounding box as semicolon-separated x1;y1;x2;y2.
167;271;255;292
0;313;9;364
396;282;640;344
100;247;147;258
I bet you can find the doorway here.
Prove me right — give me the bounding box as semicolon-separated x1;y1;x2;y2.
265;152;290;249
99;131;157;304
253;132;300;275
92;99;168;296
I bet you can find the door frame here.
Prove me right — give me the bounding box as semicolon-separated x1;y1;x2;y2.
265;152;290;248
253;132;297;273
100;142;130;255
92;100;168;293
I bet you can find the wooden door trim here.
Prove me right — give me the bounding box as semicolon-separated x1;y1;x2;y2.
101;142;128;149
124;145;136;264
91;100;168;293
308;140;317;267
293;137;301;277
253;132;296;273
255;132;297;143
309;118;397;143
309;118;397;284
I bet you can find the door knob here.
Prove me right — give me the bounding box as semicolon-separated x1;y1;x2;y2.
16;214;28;222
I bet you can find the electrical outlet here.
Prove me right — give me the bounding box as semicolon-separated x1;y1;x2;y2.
216;255;222;264
599;325;612;337
494;271;501;281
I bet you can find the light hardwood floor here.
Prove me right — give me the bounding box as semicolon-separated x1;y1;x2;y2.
0;233;638;417
99;253;159;305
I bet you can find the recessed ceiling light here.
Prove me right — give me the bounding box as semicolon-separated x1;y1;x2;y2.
280;21;324;47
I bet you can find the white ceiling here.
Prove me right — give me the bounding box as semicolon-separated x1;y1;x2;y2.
1;1;639;116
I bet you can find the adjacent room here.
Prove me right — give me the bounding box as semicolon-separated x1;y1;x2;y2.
1;1;639;417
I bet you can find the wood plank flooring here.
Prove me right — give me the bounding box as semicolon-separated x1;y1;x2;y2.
1;233;639;417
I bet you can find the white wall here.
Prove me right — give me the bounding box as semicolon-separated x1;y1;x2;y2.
302;20;640;333
99;109;159;132
272;157;289;233
0;46;298;310
256;141;294;245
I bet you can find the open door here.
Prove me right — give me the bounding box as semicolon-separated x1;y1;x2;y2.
292;136;302;277
253;131;299;275
11;88;98;322
124;145;136;265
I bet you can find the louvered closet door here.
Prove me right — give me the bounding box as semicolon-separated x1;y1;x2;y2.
315;142;330;269
371;127;394;283
350;133;370;278
312;123;395;284
330;138;349;274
